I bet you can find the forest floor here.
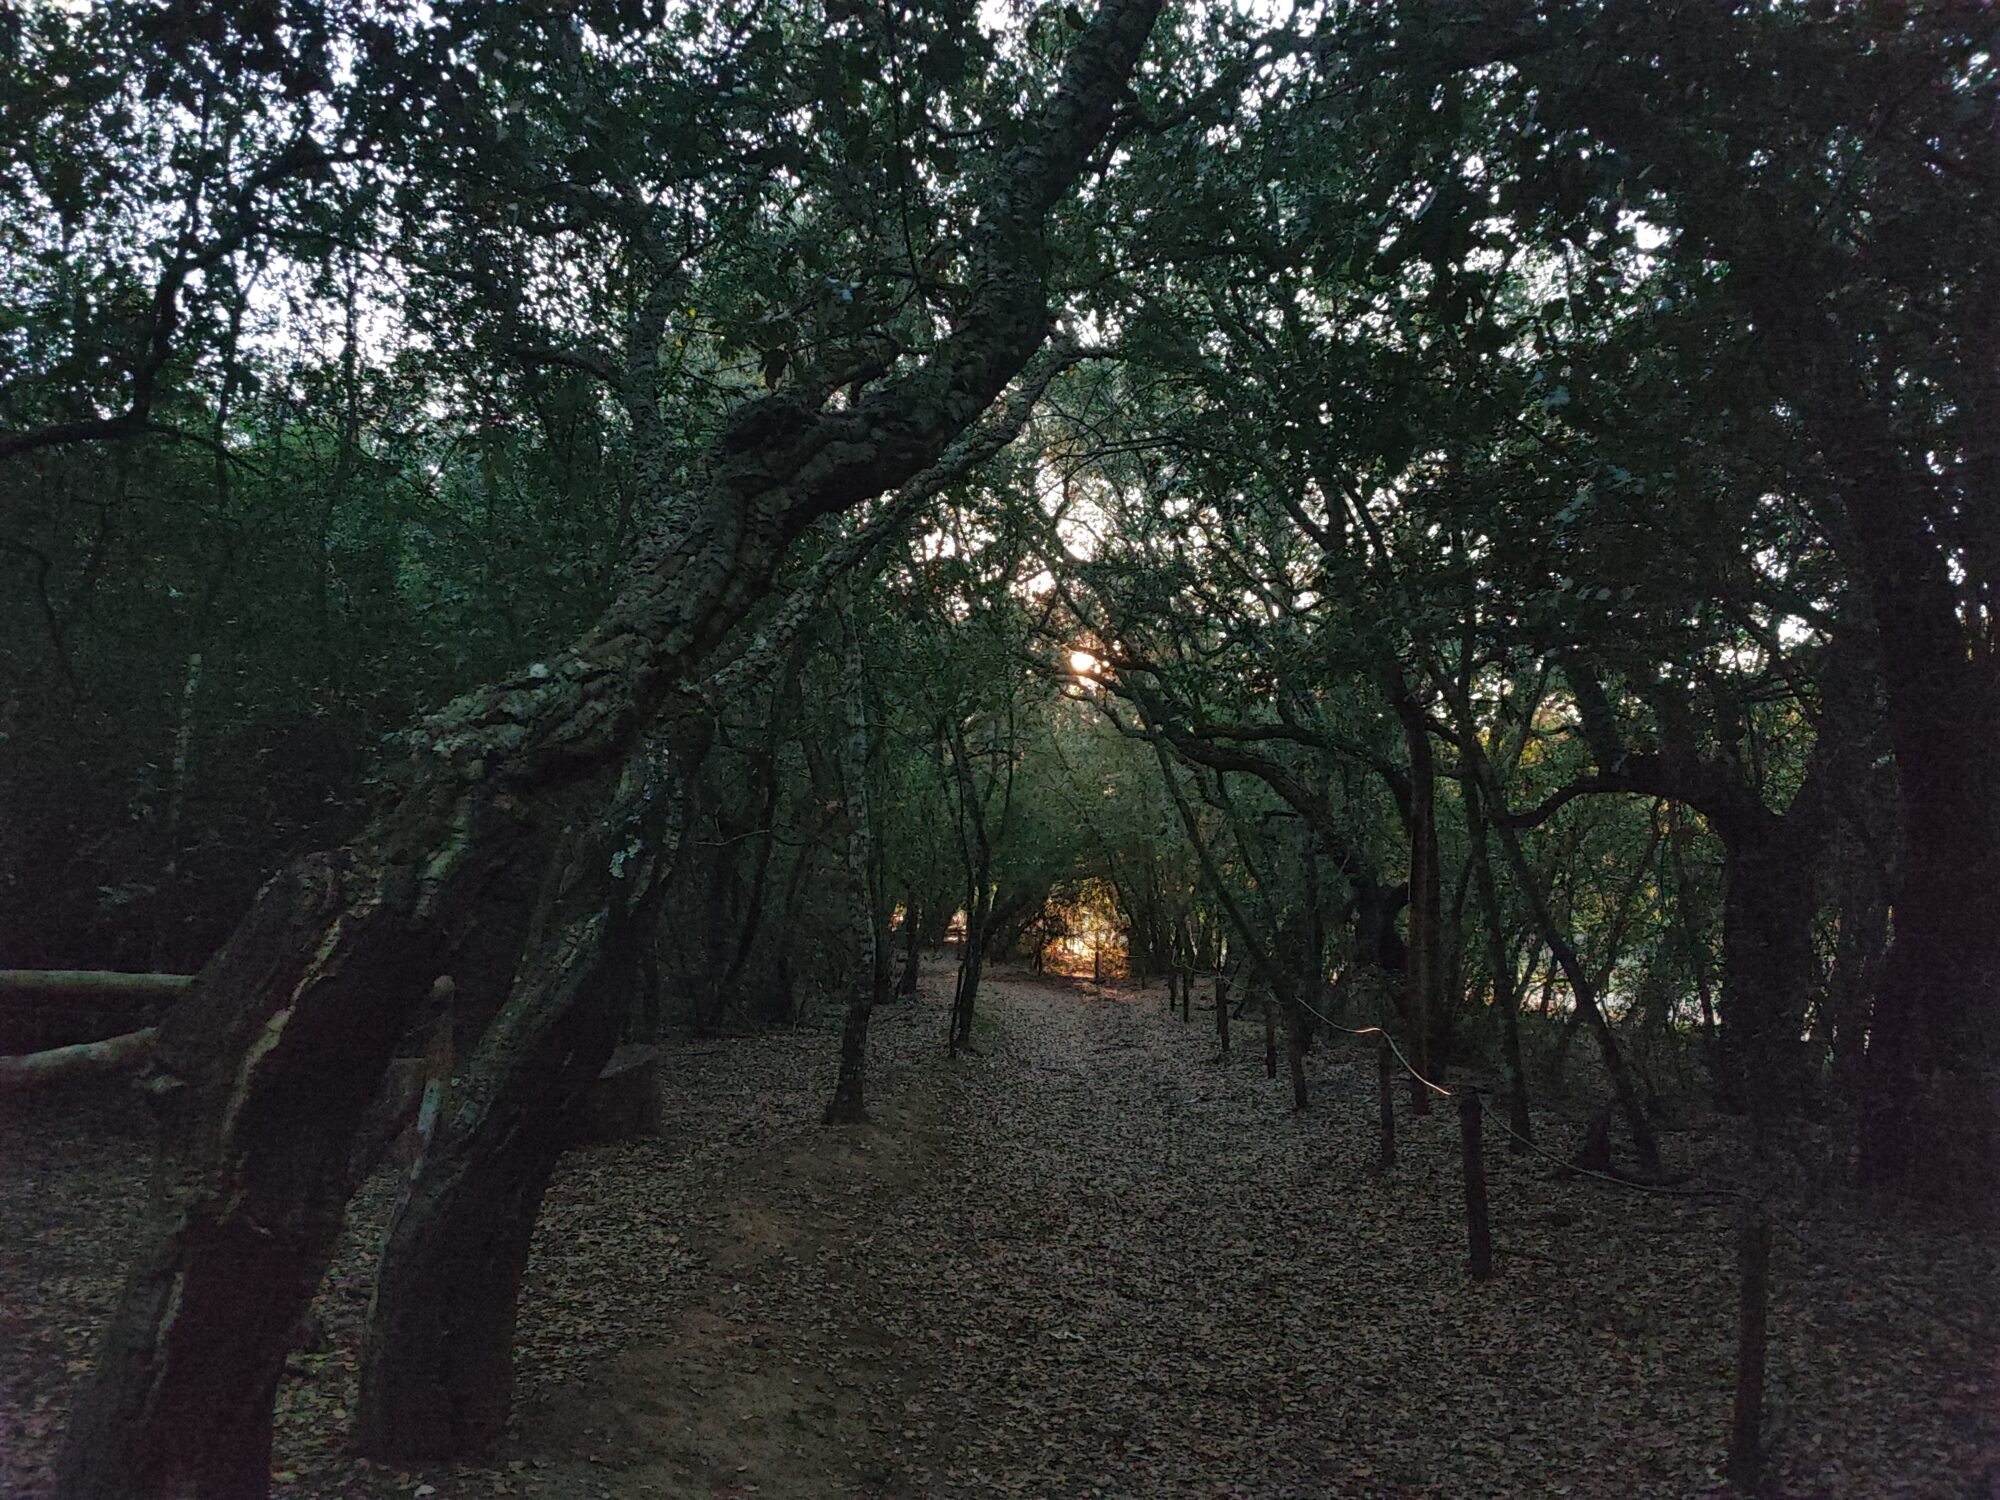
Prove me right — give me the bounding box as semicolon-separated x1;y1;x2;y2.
2;963;1996;1499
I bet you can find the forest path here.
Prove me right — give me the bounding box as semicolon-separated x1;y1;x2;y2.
509;966;1432;1500
2;965;1988;1499
527;968;1991;1500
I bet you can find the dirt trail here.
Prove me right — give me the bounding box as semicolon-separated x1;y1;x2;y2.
3;967;1992;1499
506;970;1996;1500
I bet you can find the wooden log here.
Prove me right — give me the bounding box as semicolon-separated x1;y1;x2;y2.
0;971;197;1000
0;1028;157;1093
1727;1200;1771;1494
1457;1086;1492;1281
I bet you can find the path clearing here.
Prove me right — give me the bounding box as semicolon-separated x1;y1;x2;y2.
2;967;1991;1498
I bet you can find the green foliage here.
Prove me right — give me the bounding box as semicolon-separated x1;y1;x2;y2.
2;0;1990;1116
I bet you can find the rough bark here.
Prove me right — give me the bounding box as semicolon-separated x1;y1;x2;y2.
357;755;686;1459
54;5;1162;1490
355;897;633;1458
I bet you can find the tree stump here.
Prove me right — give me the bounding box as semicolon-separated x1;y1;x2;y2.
577;1044;664;1141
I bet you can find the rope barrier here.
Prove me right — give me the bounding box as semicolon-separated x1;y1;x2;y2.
1290;994;1453;1098
1272;990;1984;1342
1293;990;1704;1193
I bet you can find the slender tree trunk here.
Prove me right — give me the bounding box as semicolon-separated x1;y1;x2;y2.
896;901;923;997
1284;995;1309;1111
1389;677;1442;1111
1465;779;1533;1152
1463;736;1663;1178
1826;847;1887;1113
826;617;877;1125
1666;804;1719;1063
152;651;203;972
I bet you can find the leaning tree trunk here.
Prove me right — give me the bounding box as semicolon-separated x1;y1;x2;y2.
356;736;693;1460
355;891;634;1457
946;723;996;1056
52;7;1161;1491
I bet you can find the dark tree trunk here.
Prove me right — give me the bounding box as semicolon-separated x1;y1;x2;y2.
356;907;629;1458
1465;779;1533;1153
358;752;681;1460
826;616;877;1126
1845;471;2000;1194
896;902;923;997
1825;846;1887;1111
1390;677;1443;1111
950;880;992;1054
1284;996;1309;1111
1716;816;1816;1119
51;6;1163;1488
1213;964;1230;1056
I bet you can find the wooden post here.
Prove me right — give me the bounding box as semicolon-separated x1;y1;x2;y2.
1457;1086;1492;1280
1376;1036;1396;1171
1728;1200;1771;1495
1263;992;1277;1079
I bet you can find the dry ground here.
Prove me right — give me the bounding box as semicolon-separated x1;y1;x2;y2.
2;964;1995;1498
